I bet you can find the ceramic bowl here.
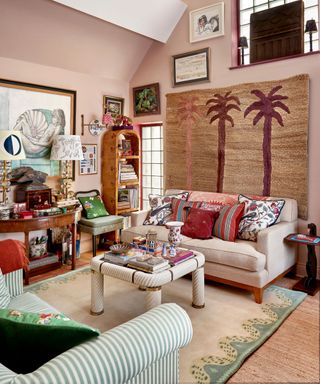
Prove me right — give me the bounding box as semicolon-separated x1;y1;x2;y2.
110;243;131;254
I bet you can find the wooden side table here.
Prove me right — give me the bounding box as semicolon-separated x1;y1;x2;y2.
284;223;320;295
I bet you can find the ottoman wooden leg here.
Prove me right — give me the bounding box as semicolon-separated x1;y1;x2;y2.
91;270;104;315
145;287;162;311
192;267;205;308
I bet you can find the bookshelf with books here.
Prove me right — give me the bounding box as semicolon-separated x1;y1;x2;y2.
102;129;140;215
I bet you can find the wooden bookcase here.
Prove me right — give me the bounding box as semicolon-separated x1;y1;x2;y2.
101;129;140;215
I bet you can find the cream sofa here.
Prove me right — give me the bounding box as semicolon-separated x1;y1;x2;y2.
121;190;298;303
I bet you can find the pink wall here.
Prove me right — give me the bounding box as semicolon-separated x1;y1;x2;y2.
130;0;320;276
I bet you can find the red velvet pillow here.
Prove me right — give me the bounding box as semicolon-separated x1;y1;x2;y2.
181;208;219;239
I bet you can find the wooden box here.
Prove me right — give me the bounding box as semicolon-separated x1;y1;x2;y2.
15;187;52;210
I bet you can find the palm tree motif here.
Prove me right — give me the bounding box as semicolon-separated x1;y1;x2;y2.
177;95;200;189
244;85;290;196
206;91;241;192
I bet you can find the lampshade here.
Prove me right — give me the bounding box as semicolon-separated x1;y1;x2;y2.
50;135;84;161
0;130;26;160
305;19;317;33
239;36;248;48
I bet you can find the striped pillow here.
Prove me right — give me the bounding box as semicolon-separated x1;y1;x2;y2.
171;198;201;222
0;269;10;309
213;203;245;242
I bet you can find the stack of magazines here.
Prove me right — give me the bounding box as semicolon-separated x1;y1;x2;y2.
127;256;170;273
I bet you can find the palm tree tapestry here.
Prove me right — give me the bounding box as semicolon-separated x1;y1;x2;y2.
165;74;309;219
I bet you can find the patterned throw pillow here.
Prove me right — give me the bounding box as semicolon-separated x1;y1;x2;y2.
0;308;100;374
181;208;219;239
0;269;10;309
171;198;201;223
78;196;109;219
143;192;189;225
199;201;224;212
213;203;245;242
238;194;285;241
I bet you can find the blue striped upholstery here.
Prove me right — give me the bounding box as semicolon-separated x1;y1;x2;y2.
3;269;24;297
0;268;193;384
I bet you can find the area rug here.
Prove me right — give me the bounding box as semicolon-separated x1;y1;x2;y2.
166;74;309;219
26;268;306;383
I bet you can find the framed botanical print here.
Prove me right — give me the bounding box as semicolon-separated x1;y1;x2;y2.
0;78;76;177
103;95;124;118
133;83;160;116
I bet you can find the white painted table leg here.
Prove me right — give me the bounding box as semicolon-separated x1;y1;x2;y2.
91;270;104;315
145;287;162;311
192;267;205;308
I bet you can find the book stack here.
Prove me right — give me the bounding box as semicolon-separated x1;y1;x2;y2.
127;256;170;273
164;249;194;266
119;161;138;183
102;251;137;266
118;188;139;210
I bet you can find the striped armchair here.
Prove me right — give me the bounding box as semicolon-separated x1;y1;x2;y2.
1;269;193;384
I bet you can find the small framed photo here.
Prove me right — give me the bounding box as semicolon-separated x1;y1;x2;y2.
189;2;224;43
103;95;124;118
173;48;210;86
133;83;160;117
79;144;98;175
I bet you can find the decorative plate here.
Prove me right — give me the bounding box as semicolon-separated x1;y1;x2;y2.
110;243;131;254
89;120;103;136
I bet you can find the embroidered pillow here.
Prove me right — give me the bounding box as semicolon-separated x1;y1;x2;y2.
0;269;10;309
0;308;100;374
143;192;189;225
181;208;219;239
199;201;224;213
238;194;285;241
171;198;201;223
78;195;109;219
213;203;245;242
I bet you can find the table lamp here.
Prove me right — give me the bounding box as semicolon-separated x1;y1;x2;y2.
50;135;83;200
239;36;248;65
0;130;26;204
305;19;318;52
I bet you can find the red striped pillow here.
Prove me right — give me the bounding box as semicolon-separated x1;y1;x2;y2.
213;203;245;242
171;198;201;222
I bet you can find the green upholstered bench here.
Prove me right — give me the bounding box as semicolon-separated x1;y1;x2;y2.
75;190;124;256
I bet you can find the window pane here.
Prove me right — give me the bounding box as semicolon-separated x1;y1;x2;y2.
240;0;253;9
142;139;151;151
151;126;161;138
152;138;161;150
143;163;151;175
254;0;267;5
143;176;151;187
143;200;149;210
240;9;252;25
152;176;162;188
142;127;151;139
255;4;268;12
143;151;152;163
152;163;161;176
143;188;152;199
270;0;285;7
304;0;318;6
305;7;318;21
152;188;162;195
151;151;161;163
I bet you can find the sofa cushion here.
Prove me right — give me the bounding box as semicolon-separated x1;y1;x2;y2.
144;192;189;225
199;201;224;212
181;208;219;239
181;238;266;272
78;195;109;219
213;204;245;242
188;191;238;205
171;198;201;222
0;308;100;374
0;269;10;309
8;292;60;314
238;194;285;241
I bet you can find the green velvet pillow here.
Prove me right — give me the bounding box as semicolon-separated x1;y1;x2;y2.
0;308;100;374
78;195;109;219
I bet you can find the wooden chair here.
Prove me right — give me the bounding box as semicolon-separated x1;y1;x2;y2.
75;190;124;256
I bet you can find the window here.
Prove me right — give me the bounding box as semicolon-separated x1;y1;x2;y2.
238;0;319;65
141;124;163;210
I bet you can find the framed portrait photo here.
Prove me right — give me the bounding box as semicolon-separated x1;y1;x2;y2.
79;144;98;175
189;2;224;43
0;78;76;177
133;83;160;117
103;95;124;118
173;48;210;86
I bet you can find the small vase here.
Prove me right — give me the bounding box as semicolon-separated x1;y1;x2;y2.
166;221;184;256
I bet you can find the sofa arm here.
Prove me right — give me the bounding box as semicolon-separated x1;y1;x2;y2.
3;269;24;297
256;221;298;280
13;303;192;384
0;364;16;384
131;209;150;227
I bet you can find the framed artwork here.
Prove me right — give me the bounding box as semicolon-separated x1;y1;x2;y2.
189;2;224;43
173;48;210;86
80;144;98;175
0;78;76;177
133;83;160;117
103;95;124;118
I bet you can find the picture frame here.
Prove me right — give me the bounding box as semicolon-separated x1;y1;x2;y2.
79;144;98;175
173;48;210;86
103;95;124;118
133;83;160;117
189;2;224;43
0;78;76;178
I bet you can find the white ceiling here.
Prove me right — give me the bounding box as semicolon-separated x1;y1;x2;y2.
51;0;187;43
